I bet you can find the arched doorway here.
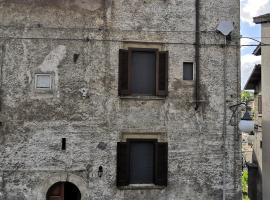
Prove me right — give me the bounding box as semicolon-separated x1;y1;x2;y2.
46;182;81;200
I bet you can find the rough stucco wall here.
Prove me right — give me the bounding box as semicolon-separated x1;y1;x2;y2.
261;22;270;200
0;0;241;200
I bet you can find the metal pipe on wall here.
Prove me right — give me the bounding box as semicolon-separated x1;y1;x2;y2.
195;0;200;110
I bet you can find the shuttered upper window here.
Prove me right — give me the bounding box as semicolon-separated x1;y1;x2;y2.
118;48;168;97
117;140;168;187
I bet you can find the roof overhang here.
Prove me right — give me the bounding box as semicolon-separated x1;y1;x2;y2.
254;13;270;24
244;64;261;90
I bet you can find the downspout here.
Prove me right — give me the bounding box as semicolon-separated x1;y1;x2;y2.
195;0;200;110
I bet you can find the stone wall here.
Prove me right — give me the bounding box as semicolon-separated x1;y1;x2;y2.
0;0;241;199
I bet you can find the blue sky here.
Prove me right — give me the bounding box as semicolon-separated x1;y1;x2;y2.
240;0;270;89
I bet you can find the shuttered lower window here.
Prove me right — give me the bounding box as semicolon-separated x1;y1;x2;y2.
117;140;168;187
118;48;168;97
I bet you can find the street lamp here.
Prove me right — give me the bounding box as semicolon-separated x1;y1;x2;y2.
229;102;255;134
238;111;255;133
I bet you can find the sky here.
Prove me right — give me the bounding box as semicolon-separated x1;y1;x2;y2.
240;0;270;89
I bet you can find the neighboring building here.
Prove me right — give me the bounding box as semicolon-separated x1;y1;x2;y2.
0;1;241;200
254;13;270;200
244;64;262;200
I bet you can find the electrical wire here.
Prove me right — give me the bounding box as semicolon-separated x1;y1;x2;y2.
0;24;217;33
0;24;269;40
0;25;270;46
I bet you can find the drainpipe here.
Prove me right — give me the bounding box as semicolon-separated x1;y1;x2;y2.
195;0;200;110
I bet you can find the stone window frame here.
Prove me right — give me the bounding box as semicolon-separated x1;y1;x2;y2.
182;60;196;86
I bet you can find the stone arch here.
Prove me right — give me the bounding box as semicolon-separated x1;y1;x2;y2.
46;181;81;200
37;173;88;200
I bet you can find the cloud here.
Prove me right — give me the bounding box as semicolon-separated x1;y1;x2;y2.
241;0;270;26
241;54;261;89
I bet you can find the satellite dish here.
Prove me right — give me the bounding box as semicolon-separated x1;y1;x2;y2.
216;21;234;36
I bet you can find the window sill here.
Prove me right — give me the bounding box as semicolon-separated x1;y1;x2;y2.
182;80;195;87
118;184;165;190
119;96;166;100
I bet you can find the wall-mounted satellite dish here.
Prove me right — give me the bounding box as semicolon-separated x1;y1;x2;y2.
216;21;234;36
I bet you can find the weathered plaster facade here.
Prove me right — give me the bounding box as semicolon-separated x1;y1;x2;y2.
254;13;270;200
244;64;262;200
0;1;241;199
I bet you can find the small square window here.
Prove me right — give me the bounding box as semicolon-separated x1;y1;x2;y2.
35;74;52;89
183;62;194;80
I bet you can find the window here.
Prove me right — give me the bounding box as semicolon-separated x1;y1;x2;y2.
35;74;52;89
118;48;168;97
258;95;262;114
117;140;168;187
183;62;194;80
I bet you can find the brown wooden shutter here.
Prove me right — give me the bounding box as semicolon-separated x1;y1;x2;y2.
155;142;168;186
119;49;129;96
117;142;129;186
157;51;168;97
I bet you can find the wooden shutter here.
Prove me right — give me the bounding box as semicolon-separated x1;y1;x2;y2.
118;49;130;96
117;142;129;186
155;142;168;186
157;51;169;97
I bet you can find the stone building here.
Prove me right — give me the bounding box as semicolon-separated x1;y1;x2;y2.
244;63;262;200
0;1;241;200
253;13;270;200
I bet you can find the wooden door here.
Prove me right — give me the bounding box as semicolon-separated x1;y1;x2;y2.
47;182;64;200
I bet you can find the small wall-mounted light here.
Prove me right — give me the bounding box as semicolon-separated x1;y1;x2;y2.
229;102;255;134
98;166;103;178
239;112;255;133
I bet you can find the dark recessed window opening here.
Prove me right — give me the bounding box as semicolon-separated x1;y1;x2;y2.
118;48;168;97
260;140;262;148
117;139;168;187
132;51;156;96
73;53;80;63
183;62;194;80
62;138;66;150
130;141;155;184
258;95;262;114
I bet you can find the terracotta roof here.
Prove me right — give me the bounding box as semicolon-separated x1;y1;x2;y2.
244;64;261;90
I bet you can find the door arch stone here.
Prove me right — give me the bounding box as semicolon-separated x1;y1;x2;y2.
46;181;81;200
37;173;88;200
